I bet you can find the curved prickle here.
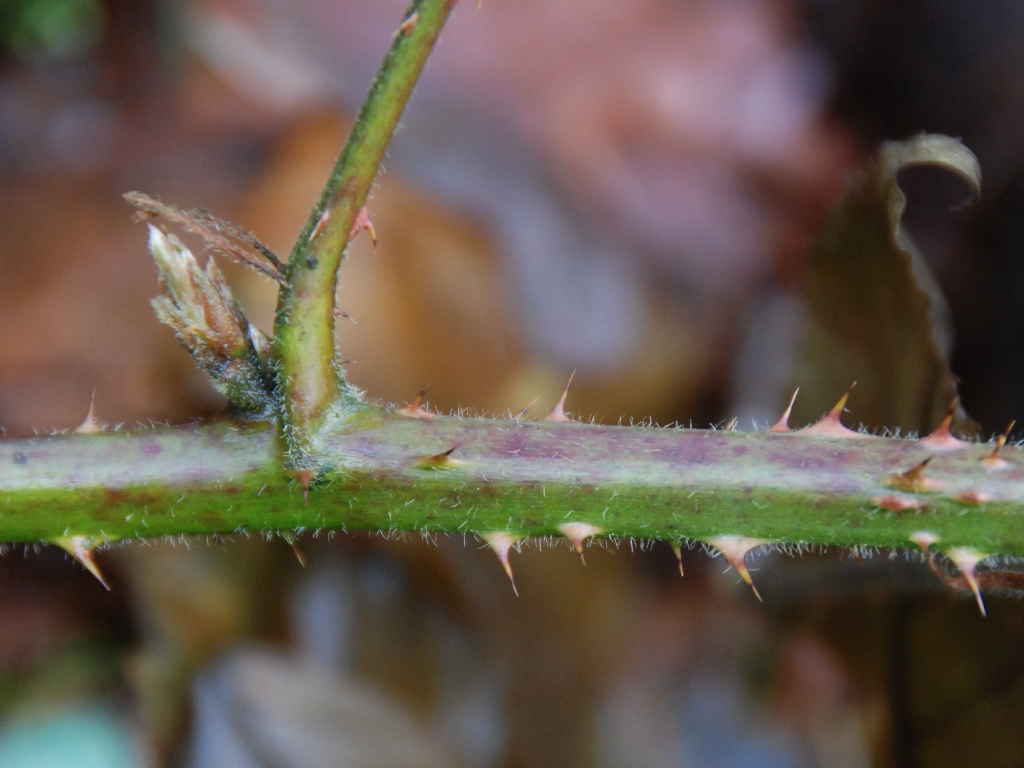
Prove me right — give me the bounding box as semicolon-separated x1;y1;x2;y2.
558;522;602;565
706;535;768;602
52;535;110;590
543;371;576;423
482;532;521;596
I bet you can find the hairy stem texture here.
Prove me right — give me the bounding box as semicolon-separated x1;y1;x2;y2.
4;418;1024;555
274;0;457;442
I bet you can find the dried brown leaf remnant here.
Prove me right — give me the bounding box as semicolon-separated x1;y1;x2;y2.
793;134;980;437
125;192;285;284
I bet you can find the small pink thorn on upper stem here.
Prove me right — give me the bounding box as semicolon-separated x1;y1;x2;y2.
279;532;307;567
334;309;356;324
947;547;988;616
724;417;738;431
558;522;601;565
415;445;465;470
671;542;685;577
801;383;870;438
482;532;521;596
769;388;799;433
513;397;539;421
395;11;419;37
981;421;1014;469
294;470;314;508
350;206;377;249
920;400;970;450
543;370;576;423
74;390;104;434
53;535;110;590
909;531;940;553
886;456;943;493
396;390;435;420
706;535;767;602
311;209;331;241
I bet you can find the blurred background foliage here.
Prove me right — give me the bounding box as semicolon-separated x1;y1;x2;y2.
3;0;1024;766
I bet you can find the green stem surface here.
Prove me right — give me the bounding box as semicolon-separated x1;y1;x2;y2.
273;0;458;449
4;419;1024;555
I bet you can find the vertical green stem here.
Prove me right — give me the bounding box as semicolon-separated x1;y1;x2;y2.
273;0;458;460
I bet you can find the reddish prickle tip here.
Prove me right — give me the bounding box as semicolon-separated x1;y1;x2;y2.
294;470;315;507
671;542;685;577
886;456;943;493
706;535;767;602
769;388;799;433
74;390;104;434
947;547;988;616
724;417;739;431
396;391;435;420
920;400;970;451
558;522;602;565
415;445;465;471
980;421;1014;470
543;370;576;423
350;206;377;249
482;532;521;596
801;383;870;439
909;531;940;553
53;535;110;590
513;397;539;421
873;494;923;513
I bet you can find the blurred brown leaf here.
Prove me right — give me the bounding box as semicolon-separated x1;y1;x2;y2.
792;134;980;435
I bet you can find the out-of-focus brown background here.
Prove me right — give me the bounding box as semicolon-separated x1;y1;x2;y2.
3;1;1024;766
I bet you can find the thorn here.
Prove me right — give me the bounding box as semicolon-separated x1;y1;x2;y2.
334;309;357;324
920;400;970;450
558;522;602;565
724;417;739;431
769;388;799;433
946;547;988;616
980;421;1014;470
955;489;991;505
886;456;943;493
53;535;110;590
415;445;465;470
909;531;941;553
482;532;521;595
543;370;576;423
800;383;870;439
671;541;685;577
279;531;307;567
513;397;539;421
350;206;377;249
873;494;924;513
74;390;104;434
396;390;435;420
311;209;331;241
294;470;314;507
395;11;419;37
706;535;767;602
